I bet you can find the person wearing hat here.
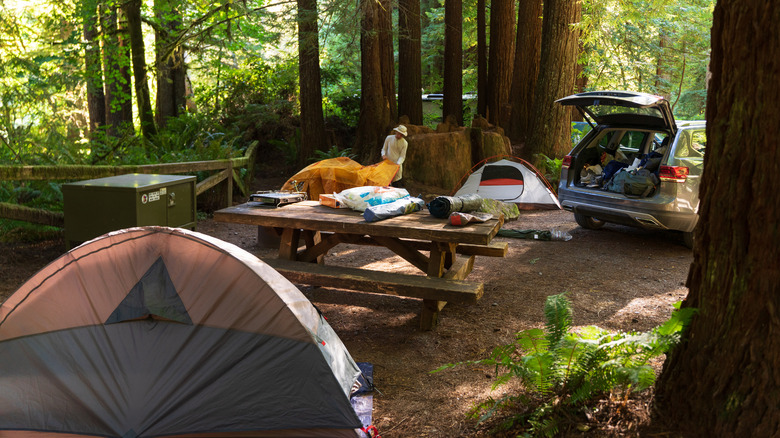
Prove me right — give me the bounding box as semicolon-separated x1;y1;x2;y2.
381;125;408;185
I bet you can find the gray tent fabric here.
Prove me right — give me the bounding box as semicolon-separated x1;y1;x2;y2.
0;227;362;438
105;256;192;325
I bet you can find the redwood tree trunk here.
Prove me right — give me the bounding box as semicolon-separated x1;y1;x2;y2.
378;0;396;123
442;0;462;125
117;10;134;128
476;0;487;118
507;0;542;142
398;0;423;124
297;0;326;166
653;2;780;436
524;0;579;161
124;0;157;138
485;0;515;128
354;0;392;162
84;0;105;133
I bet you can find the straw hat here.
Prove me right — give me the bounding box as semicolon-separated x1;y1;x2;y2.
393;125;408;137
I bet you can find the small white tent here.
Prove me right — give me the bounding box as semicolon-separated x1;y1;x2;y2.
454;157;561;210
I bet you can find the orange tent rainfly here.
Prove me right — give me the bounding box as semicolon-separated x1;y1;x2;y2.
281;157;399;199
0;227;363;437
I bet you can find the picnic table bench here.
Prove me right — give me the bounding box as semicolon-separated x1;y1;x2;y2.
214;200;506;330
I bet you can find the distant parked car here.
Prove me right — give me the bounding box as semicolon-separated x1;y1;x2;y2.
556;91;706;248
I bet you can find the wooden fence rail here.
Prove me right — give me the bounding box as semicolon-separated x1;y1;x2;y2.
0;142;258;227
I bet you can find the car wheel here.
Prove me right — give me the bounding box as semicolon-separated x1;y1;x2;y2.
574;213;605;230
682;231;695;249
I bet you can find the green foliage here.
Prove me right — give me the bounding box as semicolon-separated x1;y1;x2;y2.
571;122;593;146
433;294;695;437
200;58;299;121
0;180;62;211
268;128;301;167
0;219;62;243
579;0;714;120
533;154;563;192
311;145;357;162
322;86;360;128
150;112;244;163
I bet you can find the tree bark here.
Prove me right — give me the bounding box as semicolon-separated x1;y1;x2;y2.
83;0;106;134
398;0;422;124
476;0;487;117
155;0;186;129
486;0;515;128
571;39;586;122
653;2;780;436
378;0;397;123
297;0;326;167
354;0;392;162
117;9;134;128
524;0;579;161
507;0;542;142
442;0;462;125
124;0;157;138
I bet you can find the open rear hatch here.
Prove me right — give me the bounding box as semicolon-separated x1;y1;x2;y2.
556;91;677;135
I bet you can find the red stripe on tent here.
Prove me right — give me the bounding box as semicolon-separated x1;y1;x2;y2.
479;178;524;186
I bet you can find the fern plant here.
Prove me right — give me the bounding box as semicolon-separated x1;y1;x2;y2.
433;293;695;437
532;153;562;192
311;145;357;161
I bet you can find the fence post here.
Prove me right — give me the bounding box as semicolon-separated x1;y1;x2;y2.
226;160;233;207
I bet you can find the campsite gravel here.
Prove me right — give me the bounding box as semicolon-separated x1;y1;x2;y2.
0;178;693;437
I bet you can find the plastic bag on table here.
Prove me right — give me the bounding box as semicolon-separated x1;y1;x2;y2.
334;186;410;212
363;197;425;222
449;212;494;226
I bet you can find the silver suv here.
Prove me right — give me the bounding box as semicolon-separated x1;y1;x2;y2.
556;91;705;248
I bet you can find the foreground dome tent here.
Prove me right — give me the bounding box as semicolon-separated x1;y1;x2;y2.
0;227;363;437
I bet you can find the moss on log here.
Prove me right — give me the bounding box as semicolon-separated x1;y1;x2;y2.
0;202;64;227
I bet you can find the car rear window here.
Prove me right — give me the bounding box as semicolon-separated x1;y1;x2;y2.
670;128;706;175
585;105;665;120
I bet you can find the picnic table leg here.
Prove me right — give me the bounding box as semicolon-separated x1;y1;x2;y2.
420;242;458;330
301;230;324;264
279;228;302;260
420;299;447;331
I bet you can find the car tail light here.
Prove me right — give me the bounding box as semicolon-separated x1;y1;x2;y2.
562;155;573;169
659;165;689;182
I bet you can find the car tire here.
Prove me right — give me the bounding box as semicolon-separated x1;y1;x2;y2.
574;213;605;230
682;231;695;249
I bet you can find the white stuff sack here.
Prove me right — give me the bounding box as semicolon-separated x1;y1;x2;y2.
333;186;410;212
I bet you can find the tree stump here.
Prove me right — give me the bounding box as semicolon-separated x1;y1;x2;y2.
404;124;511;192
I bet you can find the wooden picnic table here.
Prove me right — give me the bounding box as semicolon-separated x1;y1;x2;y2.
213;200;506;330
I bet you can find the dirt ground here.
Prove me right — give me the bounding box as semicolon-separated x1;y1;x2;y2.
0;177;692;437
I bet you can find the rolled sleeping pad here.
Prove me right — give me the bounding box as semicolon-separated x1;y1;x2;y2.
428;194;483;218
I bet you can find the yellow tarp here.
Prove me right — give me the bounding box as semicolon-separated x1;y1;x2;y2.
281;157;399;199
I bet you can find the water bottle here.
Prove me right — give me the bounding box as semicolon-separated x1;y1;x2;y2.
551;227;572;241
